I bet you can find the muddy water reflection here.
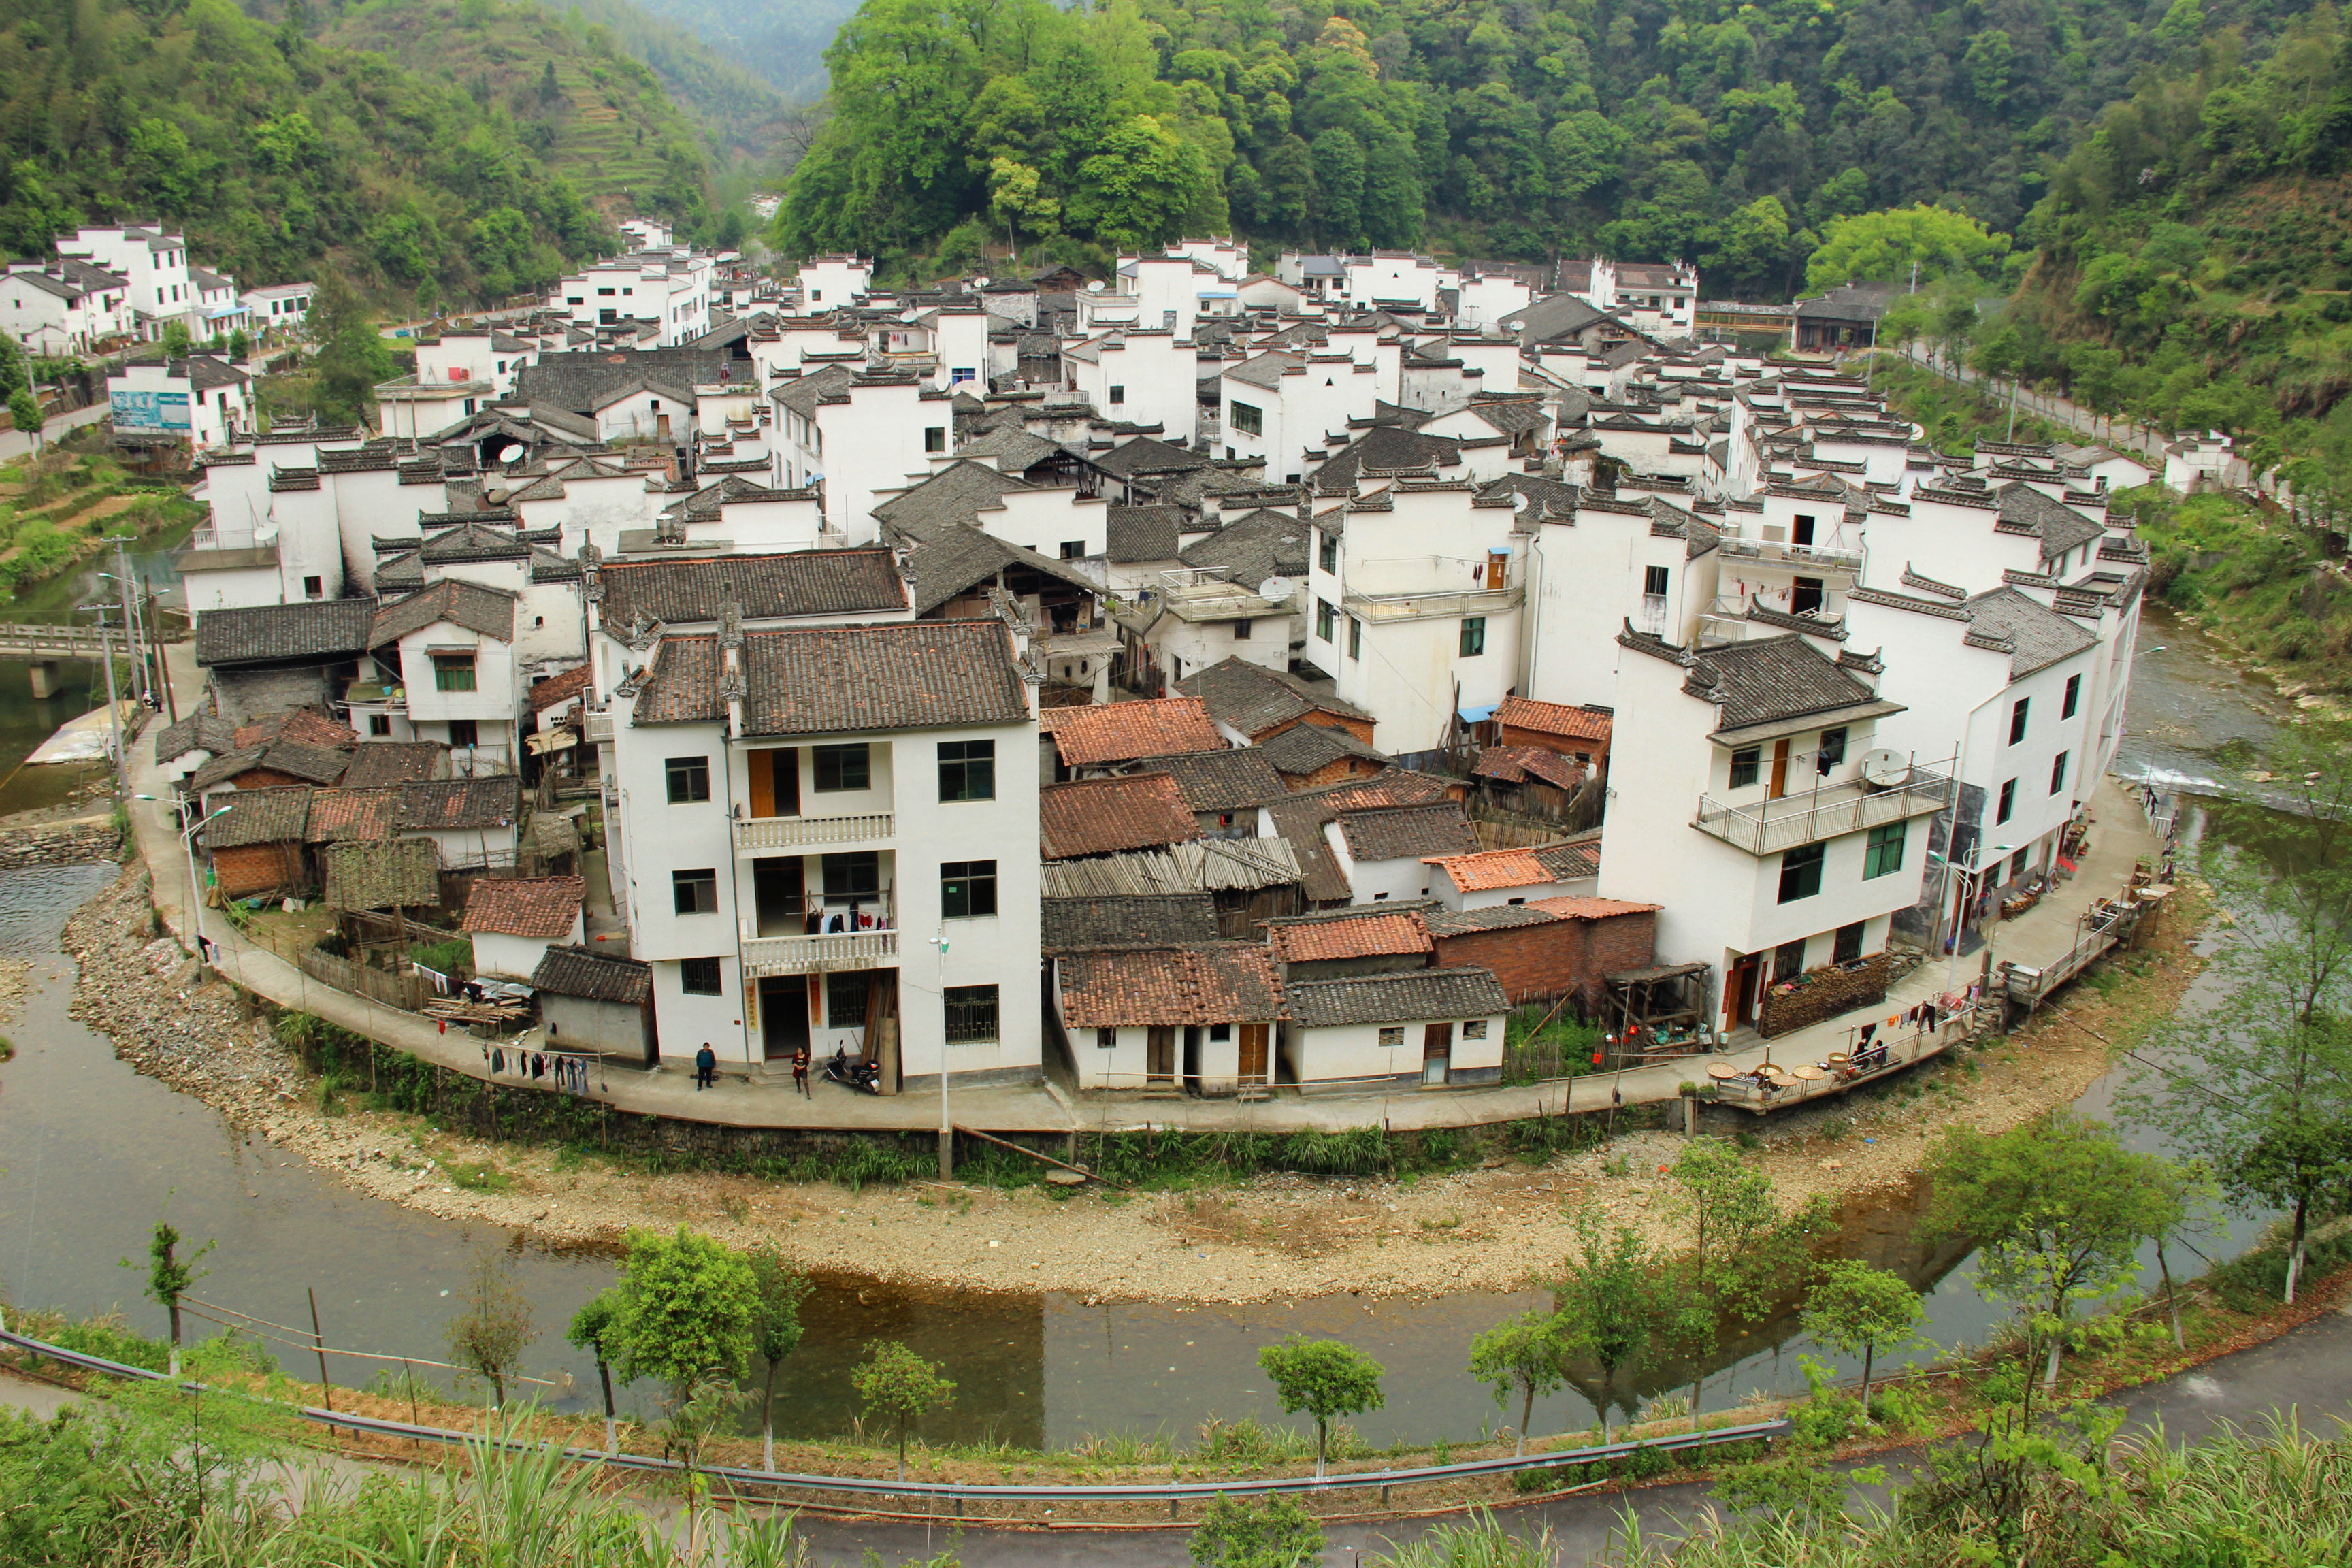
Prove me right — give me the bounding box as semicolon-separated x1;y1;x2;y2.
0;606;2306;1450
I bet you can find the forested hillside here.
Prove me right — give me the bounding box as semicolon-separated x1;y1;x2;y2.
557;0;797;164
0;0;615;308
618;0;861;103
1997;6;2352;493
778;0;2329;287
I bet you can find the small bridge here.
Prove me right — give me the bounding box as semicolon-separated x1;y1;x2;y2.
0;623;121;695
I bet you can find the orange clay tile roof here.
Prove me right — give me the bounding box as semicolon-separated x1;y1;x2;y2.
1056;945;1285;1027
526;663;593;712
1472;745;1586;789
1422;846;1556;891
1265;911;1433;963
1493;695;1613;744
1524;895;1661;919
1038;697;1225;766
461;875;587;939
1039;772;1203;859
234;707;361;750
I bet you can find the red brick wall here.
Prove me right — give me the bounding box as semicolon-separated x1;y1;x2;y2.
1499;724;1611;768
212;842;310;898
229;768;306;790
1286;755;1387;791
1434;911;1656;1006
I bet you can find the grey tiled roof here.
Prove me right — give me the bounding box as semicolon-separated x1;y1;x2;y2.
1134;747;1287;812
199;787;314;847
323;838;440;910
1685;634;1883;732
1177;509;1307;582
194;600;376;668
769;363;855;420
1177;658;1371;738
904;523;1098;615
1284;966;1509;1028
155;713;238;763
1959;586;2100;676
1313;426;1463;485
397;775;523;832
338;742;446;788
954;425;1068;472
1337;802;1477;862
1105;505;1188;564
1090;436;1209;479
371;579;518;647
532;943;652;1004
598;549;908;625
514;348;723;414
1997;483;2106;561
633;620;1029;734
1257;719;1389;777
1042;894;1220;951
871;460;1036;540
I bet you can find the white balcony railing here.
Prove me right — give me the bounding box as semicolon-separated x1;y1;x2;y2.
1695;767;1955;856
1717;536;1863;573
740;927;898;978
732;812;894;853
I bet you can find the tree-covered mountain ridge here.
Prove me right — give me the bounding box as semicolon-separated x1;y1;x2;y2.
777;0;2341;289
0;0;623;310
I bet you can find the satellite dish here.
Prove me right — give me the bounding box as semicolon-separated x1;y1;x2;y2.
1256;577;1292;603
1859;749;1910;789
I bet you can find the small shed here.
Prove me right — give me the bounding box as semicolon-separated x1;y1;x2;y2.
1279;966;1510;1090
532;944;656;1064
199;787;315;898
322;838;442;912
461;876;587;980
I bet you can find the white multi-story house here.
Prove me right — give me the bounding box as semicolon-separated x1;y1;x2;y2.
1341;252;1452;312
3;260;129;354
369;578;527;766
1306;481;1524;755
240;282;313;336
1597;628;1955;1034
1219;351;1382;482
604;616;1044;1088
551;249;715;345
794;255;872;309
56;225;193;337
1516;490;1723;710
771;367;947;539
191;267;246;340
1064;331;1200;445
106;355;252;451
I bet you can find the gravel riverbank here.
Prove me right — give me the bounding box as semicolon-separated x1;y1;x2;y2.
62;866;2210;1305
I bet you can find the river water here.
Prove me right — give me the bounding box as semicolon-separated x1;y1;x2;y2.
0;605;2306;1453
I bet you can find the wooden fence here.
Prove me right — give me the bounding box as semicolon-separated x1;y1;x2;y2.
297;947;438;1013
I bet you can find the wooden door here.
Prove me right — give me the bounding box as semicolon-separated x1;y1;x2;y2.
1767;739;1791;800
1422;1022;1452;1086
1726;956;1759;1028
1146;1026;1176;1083
1237;1022;1269;1084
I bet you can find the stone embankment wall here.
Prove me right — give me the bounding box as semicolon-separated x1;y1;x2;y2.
0;819;121;870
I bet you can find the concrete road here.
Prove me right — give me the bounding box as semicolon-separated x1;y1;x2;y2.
0;402;109;463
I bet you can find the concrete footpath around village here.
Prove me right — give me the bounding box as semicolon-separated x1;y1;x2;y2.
129;636;2164;1141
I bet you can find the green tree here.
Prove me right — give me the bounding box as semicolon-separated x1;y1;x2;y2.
1799;1261;1927;1423
610;1226;760;1397
565;1290;625;1454
851;1340;955;1481
1548;1210;1712;1441
2121;723;2352;1305
1187;1492;1324;1568
8;389;41;446
1920;1115;2182;1390
745;1244;812;1472
160;322;192;361
1468;1309;1567;1455
125;1215;213;1349
445;1245;537;1407
1257;1335;1384;1478
1804;205;2011;293
0;332;26;398
305;274;393;425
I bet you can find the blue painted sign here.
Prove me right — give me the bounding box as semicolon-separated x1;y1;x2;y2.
110;389;191;431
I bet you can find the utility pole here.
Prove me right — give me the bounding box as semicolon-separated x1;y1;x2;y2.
79;603;124;805
106;534;148;707
933;932;953;1180
2006;375;2021;442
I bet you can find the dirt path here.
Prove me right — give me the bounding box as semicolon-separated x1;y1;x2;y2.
64;866;2212;1305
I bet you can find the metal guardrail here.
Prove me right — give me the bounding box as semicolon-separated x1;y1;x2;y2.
0;1324;1788;1505
1695;768;1955;855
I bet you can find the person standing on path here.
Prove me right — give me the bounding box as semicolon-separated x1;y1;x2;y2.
695;1042;717;1090
792;1045;810;1097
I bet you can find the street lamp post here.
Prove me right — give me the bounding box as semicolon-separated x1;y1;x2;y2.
77;604;124;804
136;794;230;966
932;932;952;1180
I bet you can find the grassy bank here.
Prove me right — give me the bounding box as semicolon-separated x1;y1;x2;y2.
2128;484;2352;694
1866;358;2074;457
0;442;201;602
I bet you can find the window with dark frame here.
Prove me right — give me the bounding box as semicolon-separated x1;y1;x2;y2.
1095;1026;1116;1048
1774;938;1809;979
941;860;998;919
2062;674;2081;719
447;719;478;749
1109;385;1125;405
2051;750;2069;794
1459;617;1486;657
1229;400;1262;436
369;715;391;736
1348;616;1362;659
821;851;880;900
938;738;996;802
1644;565;1670;597
923;426;946;453
826;970;869;1026
1319;531;1339;573
1863;820;1906;878
666;755;711;803
680;958;723;995
1232;618;1252;640
1729;747;1761;789
432;653;477;693
1817;726;1848;772
1833;921;1864;964
672;868;718;915
1316;599;1336;641
943;984;999;1043
1997;779;2017;823
2011;849;2030;880
2009;697;2030;744
813;742;870;793
1778;842;1825;903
